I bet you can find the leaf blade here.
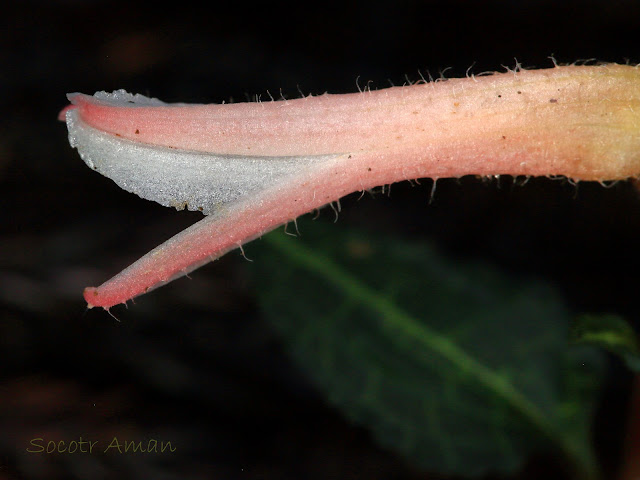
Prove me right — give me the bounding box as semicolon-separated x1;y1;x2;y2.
253;217;602;477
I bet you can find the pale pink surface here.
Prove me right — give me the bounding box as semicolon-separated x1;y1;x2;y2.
68;64;640;177
64;64;640;308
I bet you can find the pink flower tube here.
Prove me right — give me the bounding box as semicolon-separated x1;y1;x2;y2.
61;64;640;309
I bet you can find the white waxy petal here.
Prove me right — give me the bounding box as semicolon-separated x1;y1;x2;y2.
66;106;337;215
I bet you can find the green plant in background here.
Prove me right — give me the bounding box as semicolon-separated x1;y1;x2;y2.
251;216;614;479
571;315;640;372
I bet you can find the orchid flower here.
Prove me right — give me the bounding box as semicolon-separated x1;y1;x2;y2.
60;64;640;310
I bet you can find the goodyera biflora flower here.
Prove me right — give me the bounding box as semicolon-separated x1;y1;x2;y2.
60;63;640;310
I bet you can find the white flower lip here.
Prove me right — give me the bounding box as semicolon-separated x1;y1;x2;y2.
66;101;335;215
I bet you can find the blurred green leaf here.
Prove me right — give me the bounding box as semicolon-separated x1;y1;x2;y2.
570;314;640;371
250;217;604;478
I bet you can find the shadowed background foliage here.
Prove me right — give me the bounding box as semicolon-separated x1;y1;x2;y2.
1;1;640;478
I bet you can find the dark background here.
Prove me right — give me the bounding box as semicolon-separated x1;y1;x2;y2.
1;1;640;479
